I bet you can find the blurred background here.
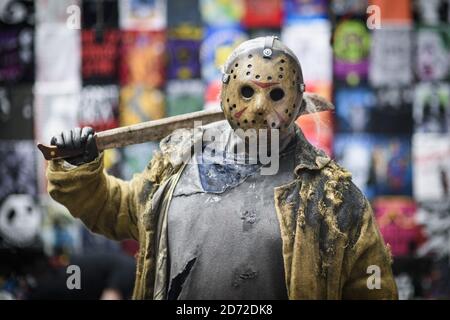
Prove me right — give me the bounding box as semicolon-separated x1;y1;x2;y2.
0;0;449;300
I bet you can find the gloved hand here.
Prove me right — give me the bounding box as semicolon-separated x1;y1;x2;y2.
50;127;99;166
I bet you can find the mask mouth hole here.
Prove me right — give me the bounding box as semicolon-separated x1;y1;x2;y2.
270;88;285;101
241;85;254;98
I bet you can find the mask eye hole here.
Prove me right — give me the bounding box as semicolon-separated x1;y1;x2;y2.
241;85;254;99
270;88;285;101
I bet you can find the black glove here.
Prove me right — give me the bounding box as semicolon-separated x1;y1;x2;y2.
50;127;99;166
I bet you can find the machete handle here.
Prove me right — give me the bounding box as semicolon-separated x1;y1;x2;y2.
37;143;85;161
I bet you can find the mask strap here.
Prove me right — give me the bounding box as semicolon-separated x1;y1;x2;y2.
263;35;278;59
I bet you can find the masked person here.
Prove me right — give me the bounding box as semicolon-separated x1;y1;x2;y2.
47;37;398;300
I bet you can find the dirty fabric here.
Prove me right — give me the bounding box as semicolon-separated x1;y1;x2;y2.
166;130;296;300
46;119;399;300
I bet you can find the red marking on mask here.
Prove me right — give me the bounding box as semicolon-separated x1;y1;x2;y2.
251;80;280;88
234;107;247;119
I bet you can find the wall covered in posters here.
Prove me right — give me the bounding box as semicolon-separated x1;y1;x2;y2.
1;0;450;299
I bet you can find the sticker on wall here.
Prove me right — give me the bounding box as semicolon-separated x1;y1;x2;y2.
413;82;450;134
333;19;370;86
119;0;166;31
78;85;119;132
120;84;165;126
282;20;332;85
81;29;121;84
0;85;33;139
200;27;247;84
413;133;450;201
120;31;166;88
166;80;204;117
369;26;413;87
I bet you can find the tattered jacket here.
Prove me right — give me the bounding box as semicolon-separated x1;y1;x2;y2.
46;124;398;300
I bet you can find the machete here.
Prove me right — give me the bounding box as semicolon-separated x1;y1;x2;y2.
37;109;225;161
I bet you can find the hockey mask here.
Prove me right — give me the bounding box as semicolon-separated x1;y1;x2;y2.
220;36;305;140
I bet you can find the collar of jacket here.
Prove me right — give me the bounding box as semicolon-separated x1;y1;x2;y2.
158;120;331;176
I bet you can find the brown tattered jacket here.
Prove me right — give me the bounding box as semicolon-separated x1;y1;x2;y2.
46;124;398;300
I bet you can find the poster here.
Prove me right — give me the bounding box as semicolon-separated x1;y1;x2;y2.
413;83;450;133
331;0;368;17
282;20;332;85
0;85;33;140
369;26;413;87
199;0;244;27
81;29;121;84
167;26;202;80
335;134;412;199
200;27;247;83
284;0;328;21
35;0;79;25
413;0;450;25
167;0;202;28
336;86;413;134
119;0;166;31
415;26;450;82
242;0;283;28
82;0;118;29
335;86;376;133
373;196;425;257
120;31;166;88
120;85;165;126
0;140;37;202
166;80;204;117
369;0;412;24
372;86;414;134
416;201;450;259
33;90;79;147
333;19;370;86
0;27;34;84
78;85;119;132
35;24;80;88
0;0;34;29
0;139;39;247
413;133;450;201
